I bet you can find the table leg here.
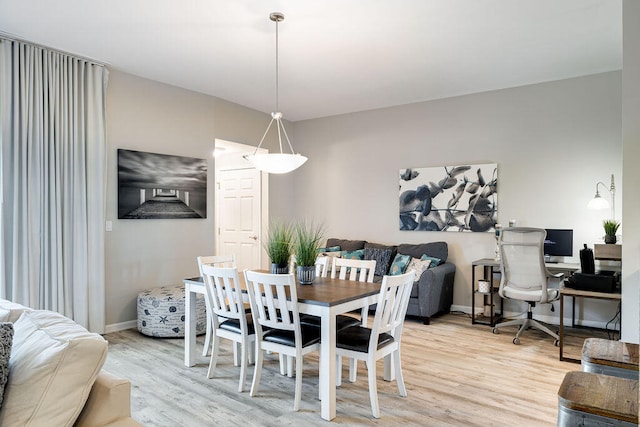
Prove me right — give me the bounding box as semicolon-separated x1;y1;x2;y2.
320;310;337;421
559;293;564;361
184;283;197;367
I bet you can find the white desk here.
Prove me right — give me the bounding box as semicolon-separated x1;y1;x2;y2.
183;275;382;421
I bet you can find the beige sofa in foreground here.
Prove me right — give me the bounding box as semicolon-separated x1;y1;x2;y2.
0;299;141;426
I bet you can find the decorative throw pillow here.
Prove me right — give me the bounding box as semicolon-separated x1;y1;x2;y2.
0;322;13;408
407;257;432;282
318;245;341;253
421;254;441;267
341;249;365;260
389;254;411;275
364;248;393;276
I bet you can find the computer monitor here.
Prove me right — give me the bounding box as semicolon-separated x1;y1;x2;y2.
544;229;573;262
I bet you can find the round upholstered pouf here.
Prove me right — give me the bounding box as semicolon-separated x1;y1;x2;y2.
137;285;206;338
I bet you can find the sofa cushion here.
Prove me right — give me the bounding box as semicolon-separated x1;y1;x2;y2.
0;310;108;426
389;254;411;275
0;299;33;323
407;257;432;282
318;245;341;253
365;243;397;275
0;323;13;408
326;238;367;252
397;242;448;263
364;247;393;276
341;249;365;260
421;254;442;267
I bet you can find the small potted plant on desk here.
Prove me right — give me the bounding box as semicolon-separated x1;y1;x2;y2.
293;220;324;285
603;219;620;244
265;219;293;274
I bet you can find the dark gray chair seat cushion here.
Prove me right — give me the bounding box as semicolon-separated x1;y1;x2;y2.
299;314;361;330
219;316;255;335
263;324;321;347
336;325;394;352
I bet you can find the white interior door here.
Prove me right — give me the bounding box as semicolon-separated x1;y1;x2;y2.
217;168;262;271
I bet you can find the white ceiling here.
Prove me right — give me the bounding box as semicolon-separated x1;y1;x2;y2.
0;0;622;122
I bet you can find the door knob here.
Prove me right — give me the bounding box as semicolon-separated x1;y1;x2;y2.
249;235;258;240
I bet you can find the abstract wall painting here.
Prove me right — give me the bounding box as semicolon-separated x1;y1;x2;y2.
118;149;207;219
399;163;498;232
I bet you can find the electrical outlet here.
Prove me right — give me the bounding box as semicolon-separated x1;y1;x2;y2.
105;220;113;232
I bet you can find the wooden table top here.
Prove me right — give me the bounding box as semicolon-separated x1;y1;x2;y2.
184;273;382;307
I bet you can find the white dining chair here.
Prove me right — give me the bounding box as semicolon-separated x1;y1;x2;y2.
201;264;255;392
315;255;331;277
335;269;416;418
243;270;321;411
197;254;236;357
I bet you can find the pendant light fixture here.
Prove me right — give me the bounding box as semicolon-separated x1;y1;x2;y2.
244;12;307;174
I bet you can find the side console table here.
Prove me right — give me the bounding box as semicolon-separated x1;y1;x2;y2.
471;258;503;326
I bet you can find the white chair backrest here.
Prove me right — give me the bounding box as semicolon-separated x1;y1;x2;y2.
331;258;376;282
243;270;300;335
368;270;416;351
197;254;236;275
315;256;330;277
201;265;245;322
499;228;549;295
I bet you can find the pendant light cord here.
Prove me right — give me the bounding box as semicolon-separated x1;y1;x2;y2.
275;17;279;114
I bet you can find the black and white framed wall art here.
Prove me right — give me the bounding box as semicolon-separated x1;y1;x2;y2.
399;163;498;232
118;149;207;219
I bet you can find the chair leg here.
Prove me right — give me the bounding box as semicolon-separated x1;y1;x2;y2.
233;341;240;367
349;358;358;383
279;354;286;375
238;339;248;392
293;354;303;412
202;315;212;356
529;319;560;340
366;358;381;419
250;346;264;397
207;335;220;379
287;356;294;378
394;349;407;397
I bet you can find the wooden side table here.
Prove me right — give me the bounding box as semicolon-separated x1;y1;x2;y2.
558;371;638;426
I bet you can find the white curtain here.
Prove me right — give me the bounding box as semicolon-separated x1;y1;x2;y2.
0;38;108;333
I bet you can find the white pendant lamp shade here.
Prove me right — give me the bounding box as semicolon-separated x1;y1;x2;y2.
244;153;307;174
244;12;306;174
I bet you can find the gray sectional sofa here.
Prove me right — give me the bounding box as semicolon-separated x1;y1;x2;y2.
325;238;456;324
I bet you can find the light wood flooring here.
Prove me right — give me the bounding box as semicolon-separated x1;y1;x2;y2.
102;312;606;426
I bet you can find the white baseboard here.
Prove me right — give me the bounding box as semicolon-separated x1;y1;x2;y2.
105;320;137;334
449;304;614;331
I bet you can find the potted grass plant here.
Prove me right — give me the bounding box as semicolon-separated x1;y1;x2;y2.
264;219;293;273
293;220;324;284
603;219;620;244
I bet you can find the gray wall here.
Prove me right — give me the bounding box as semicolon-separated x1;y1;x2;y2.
622;0;640;344
105;70;279;328
292;72;623;326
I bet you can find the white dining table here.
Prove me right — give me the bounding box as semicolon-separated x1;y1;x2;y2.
182;274;382;421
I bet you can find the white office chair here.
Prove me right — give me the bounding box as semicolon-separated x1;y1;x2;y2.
492;227;563;345
197;255;236;357
243;270;321;411
335;270;416;418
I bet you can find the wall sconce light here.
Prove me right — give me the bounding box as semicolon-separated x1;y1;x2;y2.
587;174;615;220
